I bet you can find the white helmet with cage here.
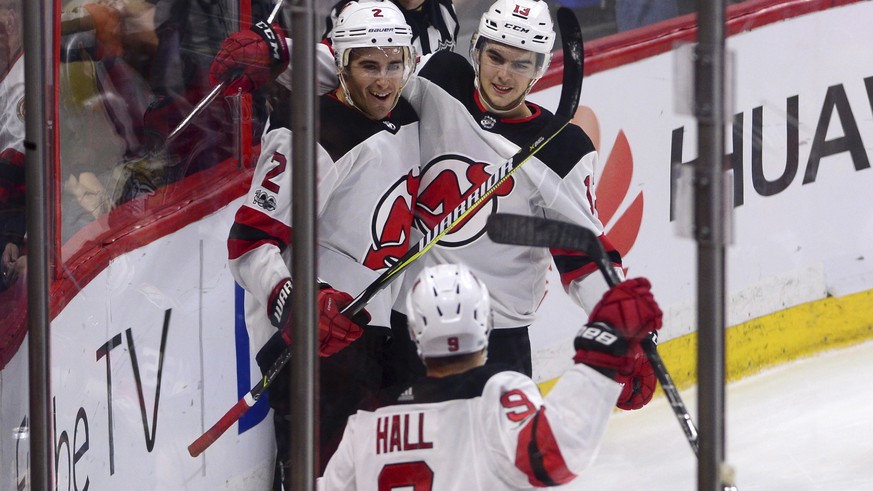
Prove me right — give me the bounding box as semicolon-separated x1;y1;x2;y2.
470;0;555;109
331;1;416;80
406;264;492;360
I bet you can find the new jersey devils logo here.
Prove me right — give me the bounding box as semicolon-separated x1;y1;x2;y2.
415;154;514;247
362;171;418;270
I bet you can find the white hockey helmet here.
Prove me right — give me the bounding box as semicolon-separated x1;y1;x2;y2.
331;0;416;78
406;264;492;360
470;0;555;85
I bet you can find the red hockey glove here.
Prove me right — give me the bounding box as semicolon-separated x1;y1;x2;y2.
587;278;662;341
209;21;289;96
573;322;636;374
573;278;662;399
614;343;658;410
268;279;368;357
316;286;368;357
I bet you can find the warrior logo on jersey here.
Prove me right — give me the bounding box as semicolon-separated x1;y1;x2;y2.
414;154;514;247
382;120;398;132
480;115;497;129
363;171;419;270
16;97;24;123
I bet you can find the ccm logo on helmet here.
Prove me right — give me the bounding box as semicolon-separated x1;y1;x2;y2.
503;22;530;33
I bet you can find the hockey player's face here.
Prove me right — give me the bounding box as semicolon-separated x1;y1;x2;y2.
342;47;408;120
477;41;537;117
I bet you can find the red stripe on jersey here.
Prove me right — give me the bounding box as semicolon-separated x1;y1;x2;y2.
515;407;576;486
228;205;292;260
228;237;280;261
552;233;622;289
551;248;598;289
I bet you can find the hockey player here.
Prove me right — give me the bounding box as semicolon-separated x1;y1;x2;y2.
324;0;459;57
392;0;640;384
226;2;421;486
210;0;658;410
318;263;663;489
0;0;25;294
210;0;457;97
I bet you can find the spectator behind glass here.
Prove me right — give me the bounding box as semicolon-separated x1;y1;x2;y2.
0;0;25;292
614;0;678;32
56;1;266;241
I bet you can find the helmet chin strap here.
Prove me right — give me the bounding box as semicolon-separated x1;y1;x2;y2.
337;72;359;112
336;70;406;120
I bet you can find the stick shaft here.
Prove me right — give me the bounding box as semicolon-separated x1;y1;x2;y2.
188;8;586;458
485;213;700;455
167;0;284;146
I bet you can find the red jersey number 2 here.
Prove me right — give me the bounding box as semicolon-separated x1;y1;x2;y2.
378;461;434;490
260;152;287;193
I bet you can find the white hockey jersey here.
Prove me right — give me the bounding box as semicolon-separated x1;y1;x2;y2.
318;363;621;490
399;51;623;329
228;92;420;349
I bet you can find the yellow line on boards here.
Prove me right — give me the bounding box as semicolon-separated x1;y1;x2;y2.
539;288;873;395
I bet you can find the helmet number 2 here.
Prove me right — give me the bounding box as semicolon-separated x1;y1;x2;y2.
372;8;383;17
447;337;459;352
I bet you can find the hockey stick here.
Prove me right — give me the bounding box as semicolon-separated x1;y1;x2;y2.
166;0;285;144
340;6;584;316
485;213;701;456
187;7;584;458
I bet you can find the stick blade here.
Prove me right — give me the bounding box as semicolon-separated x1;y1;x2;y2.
555;7;584;118
486;213;601;253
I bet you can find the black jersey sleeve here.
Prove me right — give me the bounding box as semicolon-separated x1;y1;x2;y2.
418;50;475;101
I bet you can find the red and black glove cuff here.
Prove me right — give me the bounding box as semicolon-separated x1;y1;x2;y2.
573;322;634;378
268;278;293;329
615;349;658;410
251;21;289;76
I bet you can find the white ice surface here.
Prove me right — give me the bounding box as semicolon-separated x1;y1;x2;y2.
561;340;873;490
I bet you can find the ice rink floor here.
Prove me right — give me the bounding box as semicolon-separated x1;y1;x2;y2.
563;340;873;490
